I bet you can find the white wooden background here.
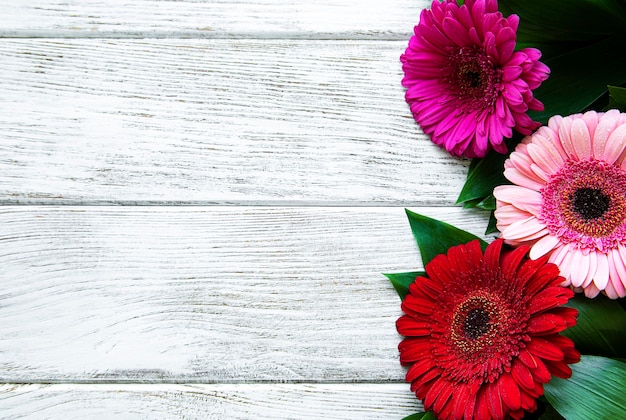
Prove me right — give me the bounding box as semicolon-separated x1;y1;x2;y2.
0;1;492;418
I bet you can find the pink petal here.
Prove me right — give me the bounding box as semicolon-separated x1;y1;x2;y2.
557;117;580;161
582;251;598;288
494;205;532;230
501;216;546;241
593;109;621;158
492;185;542;213
529;235;560;259
568;248;590;288
530;163;550;182
535;126;568;159
609;248;626;298
604;123;626;165
592;252;610;291
442;17;472;46
581;110;600;143
526;142;562;175
570;118;592;159
584;282;601;298
504;168;545;191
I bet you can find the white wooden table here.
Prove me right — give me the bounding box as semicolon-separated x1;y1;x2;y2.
0;1;491;418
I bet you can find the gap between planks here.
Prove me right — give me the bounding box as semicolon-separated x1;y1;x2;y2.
0;383;424;419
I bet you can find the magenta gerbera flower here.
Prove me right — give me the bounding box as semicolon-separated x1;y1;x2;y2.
397;239;579;420
400;0;549;158
494;110;626;299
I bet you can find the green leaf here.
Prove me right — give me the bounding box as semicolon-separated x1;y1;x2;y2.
485;211;498;235
402;412;436;420
384;271;425;301
405;209;487;266
544;356;626;419
499;0;626;47
608;85;626;112
562;294;626;358
456;147;511;208
529;35;626;124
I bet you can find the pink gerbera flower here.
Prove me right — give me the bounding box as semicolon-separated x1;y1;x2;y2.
494;110;626;298
400;0;549;158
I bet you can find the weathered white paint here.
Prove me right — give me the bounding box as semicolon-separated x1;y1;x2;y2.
0;0;428;38
0;39;469;206
0;383;424;419
0;0;487;417
0;206;492;383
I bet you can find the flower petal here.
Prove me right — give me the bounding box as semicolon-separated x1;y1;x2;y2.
604;123;626;165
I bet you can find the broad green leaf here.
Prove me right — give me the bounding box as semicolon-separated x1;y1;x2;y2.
456;147;511;208
485;211;498;235
544;356;626;419
402;412;436;420
499;0;626;47
405;209;487;266
529;35;626;124
562;294;626;358
384;271;425;301
608;85;626;112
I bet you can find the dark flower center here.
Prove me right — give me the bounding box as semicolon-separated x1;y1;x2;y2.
442;47;501;111
463;308;490;340
571;187;610;220
541;158;626;251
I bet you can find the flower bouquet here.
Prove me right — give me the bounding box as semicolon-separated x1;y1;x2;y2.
386;0;626;419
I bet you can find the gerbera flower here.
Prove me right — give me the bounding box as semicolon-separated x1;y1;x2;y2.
494;110;626;299
397;239;579;420
400;0;549;158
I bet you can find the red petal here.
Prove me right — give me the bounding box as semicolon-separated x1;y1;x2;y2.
487;381;505;420
501;244;530;275
548;306;578;328
529;357;552;383
520;388;539;410
515;255;547;286
423;378;448;411
433;380;454;415
396;316;431;336
405;358;434;382
425;254;454;286
527;287;573;314
526;337;565;361
524;264;562;296
543;359;573;379
475;387;492;420
498;372;522;411
401;295;436;316
447;241;476;273
463;385;479;420
453;384;472;419
526;313;567;335
511;359;535;390
398;338;430;363
518;348;538;369
483;238;504;271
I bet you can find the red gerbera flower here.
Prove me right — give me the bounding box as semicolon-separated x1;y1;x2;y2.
397;239;579;420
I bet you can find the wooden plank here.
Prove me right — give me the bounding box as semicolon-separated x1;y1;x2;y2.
0;0;428;39
0;206;492;382
0;383;424;418
0;39;469;205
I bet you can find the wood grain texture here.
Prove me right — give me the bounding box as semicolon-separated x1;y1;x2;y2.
0;0;428;39
0;383;424;419
0;206;492;383
0;39;470;205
